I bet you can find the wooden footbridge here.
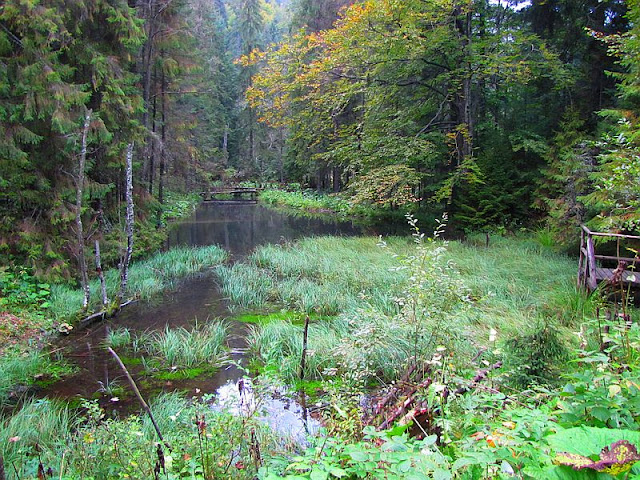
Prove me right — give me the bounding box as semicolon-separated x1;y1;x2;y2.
200;186;260;202
578;224;640;291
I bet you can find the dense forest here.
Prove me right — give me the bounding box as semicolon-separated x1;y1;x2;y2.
1;0;640;478
1;0;638;278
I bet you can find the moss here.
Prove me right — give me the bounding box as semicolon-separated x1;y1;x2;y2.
154;367;212;381
236;310;332;325
119;356;142;366
292;379;324;399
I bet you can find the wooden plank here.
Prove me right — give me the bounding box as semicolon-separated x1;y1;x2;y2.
595;267;640;285
590;231;640;240
580;224;640;240
578;230;585;289
594;254;639;263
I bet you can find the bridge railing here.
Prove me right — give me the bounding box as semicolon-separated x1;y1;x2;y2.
578;224;640;291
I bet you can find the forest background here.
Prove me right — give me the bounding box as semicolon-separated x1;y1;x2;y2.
0;0;639;282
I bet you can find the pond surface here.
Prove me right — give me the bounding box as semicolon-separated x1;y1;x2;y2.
43;202;363;439
167;201;362;256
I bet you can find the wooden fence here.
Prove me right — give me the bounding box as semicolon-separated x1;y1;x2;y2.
578;224;640;291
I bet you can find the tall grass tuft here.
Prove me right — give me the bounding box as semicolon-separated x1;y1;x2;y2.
247;318;348;383
215;263;275;309
448;235;579;335
218;236;407;316
139;321;229;369
0;398;74;471
104;327;132;348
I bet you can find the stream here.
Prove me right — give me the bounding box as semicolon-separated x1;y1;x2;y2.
42;201;364;440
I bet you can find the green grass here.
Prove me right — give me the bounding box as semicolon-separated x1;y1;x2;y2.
104;327;132;348
237;311;331;325
160;190;201;222
0;353;75;406
218;230;594;387
260;189;354;217
138;320;229;370
448;234;589;338
1;392;284;479
49;245;228;320
0;398;75;472
219;236;407;316
247;318;349;383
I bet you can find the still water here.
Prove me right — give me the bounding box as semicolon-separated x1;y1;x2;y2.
44;202;363;439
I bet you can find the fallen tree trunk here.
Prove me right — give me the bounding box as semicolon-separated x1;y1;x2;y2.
78;299;137;327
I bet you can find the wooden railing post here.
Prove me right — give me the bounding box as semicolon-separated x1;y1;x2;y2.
586;232;598;291
578;227;585;289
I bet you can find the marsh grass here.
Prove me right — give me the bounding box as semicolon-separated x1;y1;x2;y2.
237;310;333;326
138;321;229;369
49;245;227;320
0;353;75;405
104;327;132;348
448;235;584;336
0;398;74;471
248;318;349;383
215;263;275;310
223;231;592;388
219;236;407;315
2;392;279;479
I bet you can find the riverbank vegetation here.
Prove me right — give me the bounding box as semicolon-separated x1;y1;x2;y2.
2;222;638;478
2;0;640;477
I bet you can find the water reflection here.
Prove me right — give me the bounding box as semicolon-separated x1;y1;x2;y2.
215;378;320;443
167;202;361;255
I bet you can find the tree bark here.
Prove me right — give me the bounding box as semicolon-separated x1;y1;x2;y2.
119;143;135;303
76;110;92;310
158;59;167;206
148;62;158;195
278;126;284;183
95;240;108;306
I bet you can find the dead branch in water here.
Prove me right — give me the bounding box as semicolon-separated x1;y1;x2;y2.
107;347;167;448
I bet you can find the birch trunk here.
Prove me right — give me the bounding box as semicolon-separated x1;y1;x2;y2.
119;143;135;302
76;110;92;310
95;240;108;306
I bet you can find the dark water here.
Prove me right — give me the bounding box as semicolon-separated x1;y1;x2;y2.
167;201;362;256
42;202;362;438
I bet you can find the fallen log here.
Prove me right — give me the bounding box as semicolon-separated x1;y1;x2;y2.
78;299;137;327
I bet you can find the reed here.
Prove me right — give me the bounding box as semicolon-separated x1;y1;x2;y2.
138;321;229;369
0;398;74;471
215;263;275;309
247;318;348;383
104;328;132;349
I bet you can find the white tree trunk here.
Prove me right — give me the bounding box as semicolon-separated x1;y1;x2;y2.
76;110;92;310
119;143;135;302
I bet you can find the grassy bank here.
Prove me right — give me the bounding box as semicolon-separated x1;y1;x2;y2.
259;189;354;217
216;228;590;388
258;188;441;230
